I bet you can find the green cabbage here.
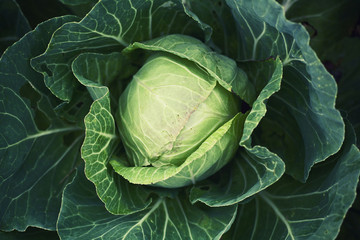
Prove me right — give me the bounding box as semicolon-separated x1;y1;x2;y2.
118;52;239;167
1;0;359;239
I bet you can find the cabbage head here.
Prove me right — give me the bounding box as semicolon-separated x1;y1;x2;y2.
118;52;239;167
110;35;252;188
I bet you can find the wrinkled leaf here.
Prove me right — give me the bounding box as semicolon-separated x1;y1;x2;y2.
223;0;344;182
184;0;240;59
75;53;152;214
190;57;285;206
31;0;205;101
0;16;82;232
58;165;237;240
226;125;360;240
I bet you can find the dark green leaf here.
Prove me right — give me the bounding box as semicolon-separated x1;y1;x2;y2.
227;125;360;240
190;58;285;206
184;0;240;58
190;147;285;207
31;0;205;101
222;0;344;182
75;53;152;214
0;16;82;232
57;165;237;240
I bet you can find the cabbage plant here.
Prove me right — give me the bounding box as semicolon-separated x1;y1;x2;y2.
1;0;360;239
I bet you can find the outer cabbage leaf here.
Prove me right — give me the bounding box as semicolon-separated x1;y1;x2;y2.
31;0;206;101
323;38;360;146
183;0;239;59
1;1;356;240
73;53;152;215
0;16;83;232
185;0;344;182
57;165;237;240
190;58;285;206
226;0;344;182
189;147;285;207
225;125;360;240
279;0;360;146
